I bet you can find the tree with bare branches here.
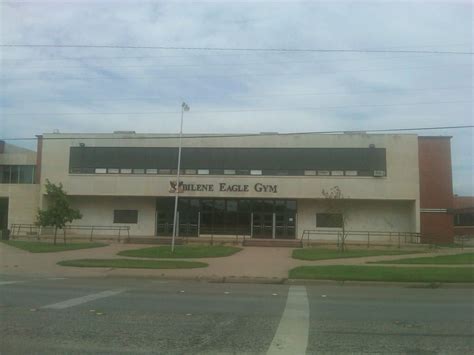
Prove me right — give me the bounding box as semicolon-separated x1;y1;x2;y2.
322;186;349;252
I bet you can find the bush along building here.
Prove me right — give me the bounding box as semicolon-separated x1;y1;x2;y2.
0;132;465;245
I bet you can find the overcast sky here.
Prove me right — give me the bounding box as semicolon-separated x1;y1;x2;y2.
0;0;472;194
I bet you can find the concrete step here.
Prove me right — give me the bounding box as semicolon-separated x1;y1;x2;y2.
125;237;185;245
243;239;303;248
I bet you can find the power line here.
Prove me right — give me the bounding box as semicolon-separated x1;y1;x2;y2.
2;44;473;55
3;63;471;81
0;52;453;64
1;100;471;116
1;125;472;142
8;85;471;104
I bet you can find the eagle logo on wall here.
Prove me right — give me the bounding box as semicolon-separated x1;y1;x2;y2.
169;180;184;193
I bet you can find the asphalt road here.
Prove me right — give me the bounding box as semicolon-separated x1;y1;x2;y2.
0;275;473;354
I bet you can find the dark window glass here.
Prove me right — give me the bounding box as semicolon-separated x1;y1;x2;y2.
214;199;225;212
455;213;474;226
201;200;214;211
226;200;238;212
113;210;138;224
316;213;343;228
9;166;19;184
238;200;252;212
19;166;34;184
0;166;9;183
70;147;387;173
286;200;297;212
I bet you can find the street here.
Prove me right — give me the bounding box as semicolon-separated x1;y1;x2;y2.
0;276;473;354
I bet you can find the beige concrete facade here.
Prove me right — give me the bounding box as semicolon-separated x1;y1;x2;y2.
33;132;420;239
0;143;40;229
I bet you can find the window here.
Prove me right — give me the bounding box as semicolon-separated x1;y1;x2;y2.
236;169;250;175
224;169;236;175
158;169;171;174
454;213;474;226
10;166;19;182
133;169;145;174
304;170;316;176
318;170;330;176
113;210;138;224
331;170;344;176
250;170;262;175
198;169;209;175
0;166;8;183
120;168;132;174
345;170;358;176
316;213;343;228
146;169;158;174
95;168;107;174
185;169;196;175
19;166;35;183
108;168;119;174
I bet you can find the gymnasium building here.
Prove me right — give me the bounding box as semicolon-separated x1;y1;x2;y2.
0;132;468;244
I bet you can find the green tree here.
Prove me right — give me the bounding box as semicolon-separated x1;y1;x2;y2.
36;180;82;244
322;186;350;252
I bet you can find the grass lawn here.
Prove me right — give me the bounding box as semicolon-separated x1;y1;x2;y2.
118;245;242;259
289;265;474;283
57;258;207;269
292;248;420;261
372;252;474;265
1;240;108;253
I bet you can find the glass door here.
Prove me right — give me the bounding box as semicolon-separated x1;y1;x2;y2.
252;212;273;238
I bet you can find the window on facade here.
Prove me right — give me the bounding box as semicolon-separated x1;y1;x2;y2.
316;213;343;228
198;169;210;175
120;168;132;174
185;169;196;175
224;169;236;175
0;166;8;183
250;170;262;175
95;168;107;174
158;169;171;174
236;169;250;175
113;210;138;224
108;168;119;174
304;170;316;176
133;169;145;174
19;166;35;183
345;170;358;176
454;213;474;226
331;170;344;176
10;166;19;182
146;169;158;174
318;170;330;176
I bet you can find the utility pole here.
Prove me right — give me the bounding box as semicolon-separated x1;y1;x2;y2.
171;102;189;252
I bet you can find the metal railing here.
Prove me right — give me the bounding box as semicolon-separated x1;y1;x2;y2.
300;229;422;248
10;224;131;242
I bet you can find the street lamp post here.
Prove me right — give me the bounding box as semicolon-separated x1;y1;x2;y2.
171;102;190;252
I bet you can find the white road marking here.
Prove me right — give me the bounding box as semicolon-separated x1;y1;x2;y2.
0;281;24;286
42;289;125;310
267;286;309;355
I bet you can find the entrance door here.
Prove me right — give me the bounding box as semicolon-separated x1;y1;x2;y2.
275;213;296;239
156;211;173;236
252;212;273;238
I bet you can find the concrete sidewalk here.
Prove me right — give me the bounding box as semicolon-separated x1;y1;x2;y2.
0;242;472;281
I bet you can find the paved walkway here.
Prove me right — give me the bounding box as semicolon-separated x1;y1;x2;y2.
0;242;472;280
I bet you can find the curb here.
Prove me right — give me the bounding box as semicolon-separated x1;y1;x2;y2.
285;279;474;288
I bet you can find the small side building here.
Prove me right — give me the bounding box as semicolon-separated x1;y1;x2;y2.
0;140;40;233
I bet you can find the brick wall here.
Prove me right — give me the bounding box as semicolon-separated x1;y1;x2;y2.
418;137;454;243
